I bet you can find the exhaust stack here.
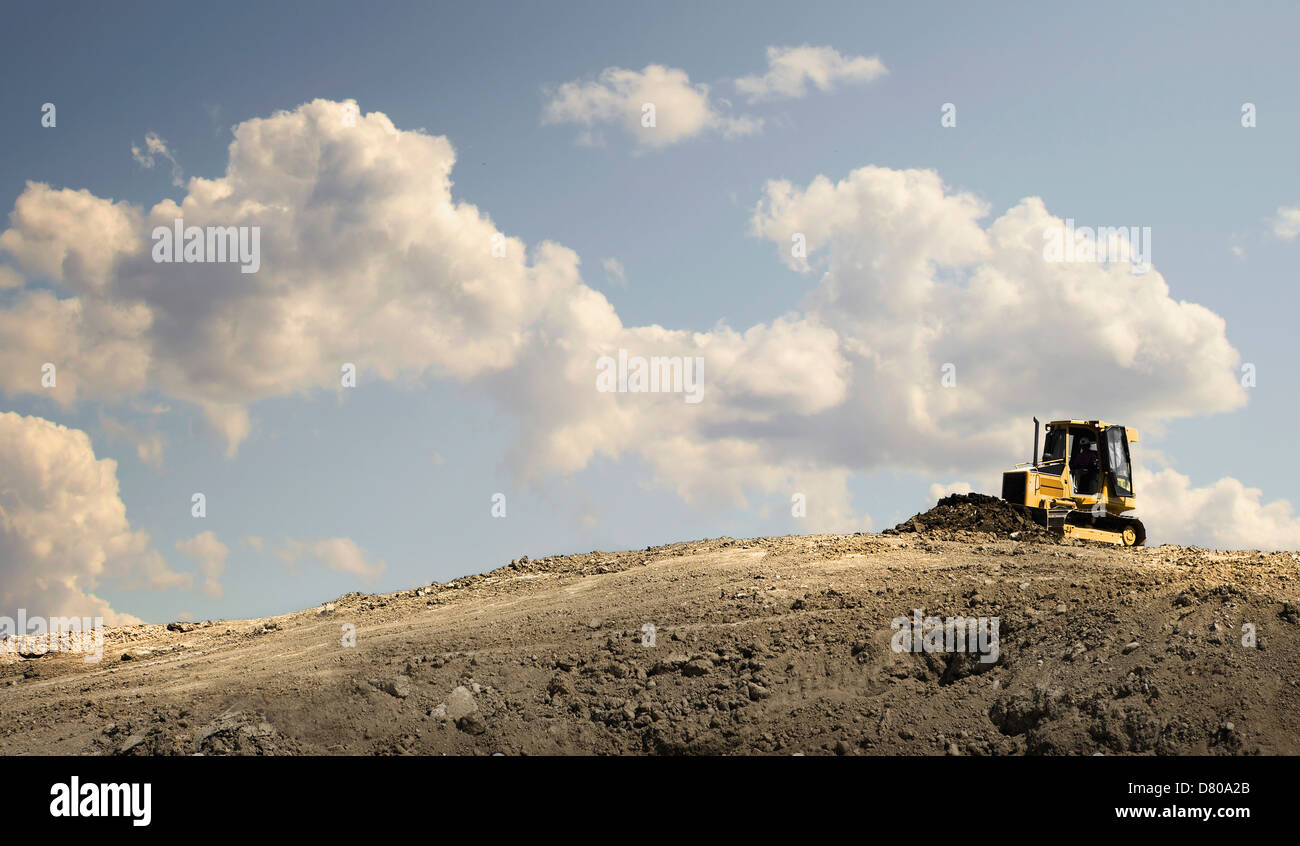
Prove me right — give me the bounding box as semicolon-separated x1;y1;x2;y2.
1032;417;1039;469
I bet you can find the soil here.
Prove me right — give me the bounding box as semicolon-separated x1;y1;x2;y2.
3;500;1299;756
888;492;1053;540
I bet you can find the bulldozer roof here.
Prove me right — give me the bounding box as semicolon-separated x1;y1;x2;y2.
1046;420;1138;442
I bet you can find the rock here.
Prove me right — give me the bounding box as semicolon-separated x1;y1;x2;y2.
195;709;243;744
166;621;195;632
681;657;714;677
546;674;572;697
118;729;152;755
747;682;771;701
1122;641;1140;654
445;685;477;720
457;712;486;735
371;676;410;698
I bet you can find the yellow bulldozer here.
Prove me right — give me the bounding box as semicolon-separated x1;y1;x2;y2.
1000;418;1146;546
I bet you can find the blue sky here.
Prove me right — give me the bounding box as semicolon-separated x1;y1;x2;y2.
2;1;1298;623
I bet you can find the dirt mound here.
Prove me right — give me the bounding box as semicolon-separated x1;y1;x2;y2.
3;532;1299;756
887;492;1050;539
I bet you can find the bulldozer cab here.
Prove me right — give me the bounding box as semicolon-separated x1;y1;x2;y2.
1040;421;1134;503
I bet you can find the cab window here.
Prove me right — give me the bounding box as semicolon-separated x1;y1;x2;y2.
1106;426;1134;497
1069;427;1101;495
1039;429;1066;475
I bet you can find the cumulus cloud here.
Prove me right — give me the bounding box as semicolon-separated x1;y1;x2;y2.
0;182;144;292
1;100;592;453
751;166;1245;462
0;100;1272;546
176;531;228;598
0;412;189;623
1272;206;1300;241
1137;461;1300;550
736;45;888;102
276;537;386;584
543;65;760;148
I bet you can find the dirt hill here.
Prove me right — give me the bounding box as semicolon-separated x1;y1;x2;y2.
4;506;1299;755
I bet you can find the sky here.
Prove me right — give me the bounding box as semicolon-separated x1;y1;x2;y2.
1;1;1299;624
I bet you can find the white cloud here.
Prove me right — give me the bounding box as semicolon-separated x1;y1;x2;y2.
0;101;1268;547
736;45;887;102
0;182;144;293
543;65;761;148
131;131;184;187
0;101;591;454
1137;461;1300;550
176;531;228;599
751;166;1245;444
0;412;189;623
276;537;386;584
602;257;627;288
1272;206;1300;241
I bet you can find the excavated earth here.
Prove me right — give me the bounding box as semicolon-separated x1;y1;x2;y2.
3;497;1299;756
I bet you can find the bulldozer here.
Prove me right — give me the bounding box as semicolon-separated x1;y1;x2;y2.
1000;418;1146;546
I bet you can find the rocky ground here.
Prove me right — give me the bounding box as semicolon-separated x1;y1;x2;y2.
3;497;1299;755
